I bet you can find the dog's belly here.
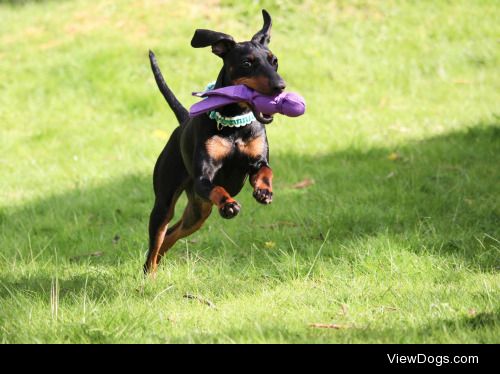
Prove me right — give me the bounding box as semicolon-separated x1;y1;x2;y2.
213;161;249;197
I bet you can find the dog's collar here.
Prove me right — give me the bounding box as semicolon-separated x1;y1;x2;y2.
203;82;255;130
209;110;255;130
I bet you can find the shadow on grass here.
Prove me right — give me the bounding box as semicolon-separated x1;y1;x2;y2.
0;123;498;300
0;271;117;302
165;310;499;343
314;310;500;344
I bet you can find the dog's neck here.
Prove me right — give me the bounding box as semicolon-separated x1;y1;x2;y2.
214;67;252;117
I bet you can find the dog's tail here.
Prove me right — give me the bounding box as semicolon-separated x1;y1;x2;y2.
149;50;189;125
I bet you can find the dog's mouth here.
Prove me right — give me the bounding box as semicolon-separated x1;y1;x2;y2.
251;107;274;124
238;102;273;124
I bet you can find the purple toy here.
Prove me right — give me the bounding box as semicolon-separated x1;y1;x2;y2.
189;85;306;121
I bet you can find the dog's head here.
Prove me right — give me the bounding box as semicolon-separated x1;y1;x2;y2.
191;10;286;97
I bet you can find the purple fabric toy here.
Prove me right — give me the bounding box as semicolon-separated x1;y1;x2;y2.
189;85;306;119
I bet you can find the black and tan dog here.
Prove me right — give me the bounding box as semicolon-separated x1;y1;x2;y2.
145;10;286;274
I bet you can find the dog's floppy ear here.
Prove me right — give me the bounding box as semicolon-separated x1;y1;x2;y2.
251;9;272;47
191;29;236;58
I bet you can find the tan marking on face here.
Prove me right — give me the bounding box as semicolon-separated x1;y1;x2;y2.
237;101;250;109
237;135;266;159
205;136;233;161
232;76;271;94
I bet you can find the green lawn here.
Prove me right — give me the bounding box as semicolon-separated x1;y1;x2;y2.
0;0;499;343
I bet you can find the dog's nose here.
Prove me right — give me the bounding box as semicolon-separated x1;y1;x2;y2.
272;81;286;94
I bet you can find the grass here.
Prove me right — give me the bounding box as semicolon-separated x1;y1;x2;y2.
0;0;499;343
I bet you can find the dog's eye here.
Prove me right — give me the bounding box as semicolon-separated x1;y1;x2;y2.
242;61;252;68
272;58;278;71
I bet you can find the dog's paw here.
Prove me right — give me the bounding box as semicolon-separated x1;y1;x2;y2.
253;188;273;204
219;201;241;219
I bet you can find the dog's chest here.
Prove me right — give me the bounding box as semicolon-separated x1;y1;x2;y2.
205;134;265;161
235;136;266;158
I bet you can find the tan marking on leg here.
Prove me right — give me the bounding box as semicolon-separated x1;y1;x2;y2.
156;201;212;264
251;165;273;192
145;188;183;275
146;218;168;274
209;186;235;208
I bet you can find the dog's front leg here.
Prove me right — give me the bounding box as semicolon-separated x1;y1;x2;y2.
250;161;273;204
193;157;241;219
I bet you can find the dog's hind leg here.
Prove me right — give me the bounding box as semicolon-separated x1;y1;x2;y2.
144;187;184;274
144;128;187;274
154;185;212;269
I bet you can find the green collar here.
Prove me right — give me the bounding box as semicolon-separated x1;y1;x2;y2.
209;110;256;130
204;82;255;130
